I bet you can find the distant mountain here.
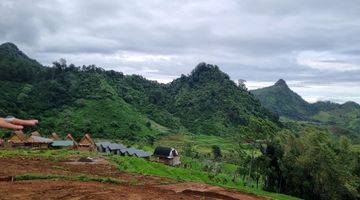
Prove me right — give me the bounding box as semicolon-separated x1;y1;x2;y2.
251;79;360;138
251;79;312;120
312;101;360;134
0;43;279;140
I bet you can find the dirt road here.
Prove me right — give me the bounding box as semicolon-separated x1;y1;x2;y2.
0;157;265;200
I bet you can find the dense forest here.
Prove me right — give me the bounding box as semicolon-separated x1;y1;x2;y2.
251;79;360;143
0;42;359;199
0;42;278;140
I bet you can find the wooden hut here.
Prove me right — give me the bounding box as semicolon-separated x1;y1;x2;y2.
30;131;41;137
153;146;181;166
7;131;26;147
26;135;53;149
78;134;96;151
50;132;60;140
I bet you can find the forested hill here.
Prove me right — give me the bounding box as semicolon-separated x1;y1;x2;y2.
251;79;311;119
251;79;360;135
0;42;278;140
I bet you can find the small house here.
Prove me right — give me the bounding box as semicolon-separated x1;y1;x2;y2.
50;132;60;140
78;134;96;151
7;131;26;147
26;135;53;149
118;148;130;156
153;146;181;166
96;141;111;152
108;143;126;154
51;140;76;149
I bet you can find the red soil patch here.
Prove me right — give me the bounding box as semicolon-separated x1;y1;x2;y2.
159;182;265;200
0;156;265;200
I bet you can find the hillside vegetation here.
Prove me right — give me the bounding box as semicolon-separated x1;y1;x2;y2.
1;42;359;200
251;79;360;141
0;42;278;141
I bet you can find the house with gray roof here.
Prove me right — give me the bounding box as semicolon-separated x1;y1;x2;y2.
96;141;111;153
51;140;76;149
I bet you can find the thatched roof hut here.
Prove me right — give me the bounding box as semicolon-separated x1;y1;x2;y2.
78;134;96;151
7;131;26;144
27;135;53;144
51;132;60;140
30;131;41;137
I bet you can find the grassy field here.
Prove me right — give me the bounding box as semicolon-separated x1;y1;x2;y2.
0;149;299;200
155;133;236;154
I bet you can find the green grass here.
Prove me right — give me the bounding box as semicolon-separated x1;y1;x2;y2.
156;133;236;154
0;149;298;200
110;155;299;200
15;173;125;185
0;149;96;160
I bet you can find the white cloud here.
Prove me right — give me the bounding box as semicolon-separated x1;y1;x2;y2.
297;51;360;71
1;0;360;103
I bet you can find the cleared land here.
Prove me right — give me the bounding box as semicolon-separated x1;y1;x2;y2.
0;155;264;200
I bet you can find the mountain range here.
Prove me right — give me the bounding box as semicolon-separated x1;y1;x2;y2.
251;79;360;135
0;42;278;141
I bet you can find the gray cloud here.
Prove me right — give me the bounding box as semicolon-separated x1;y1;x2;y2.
1;0;360;103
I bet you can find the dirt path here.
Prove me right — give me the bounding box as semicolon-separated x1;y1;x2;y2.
0;157;265;200
0;180;193;200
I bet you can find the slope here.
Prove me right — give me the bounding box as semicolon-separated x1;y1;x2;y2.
251;79;312;120
165;63;279;136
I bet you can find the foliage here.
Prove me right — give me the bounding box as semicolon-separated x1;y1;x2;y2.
0;43;278;141
251;79;360;142
110;155;298;200
259;130;360;200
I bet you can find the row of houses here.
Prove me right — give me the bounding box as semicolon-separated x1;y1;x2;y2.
96;142;152;158
0;131;181;166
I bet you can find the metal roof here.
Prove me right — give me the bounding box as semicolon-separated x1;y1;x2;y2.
52;140;74;147
119;148;152;157
126;147;138;155
153;146;175;158
133;150;152;158
108;143;125;150
96;141;111;148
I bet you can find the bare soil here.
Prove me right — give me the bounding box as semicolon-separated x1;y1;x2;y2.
0;156;265;200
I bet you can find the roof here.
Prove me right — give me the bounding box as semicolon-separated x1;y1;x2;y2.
66;133;75;141
52;140;74;147
96;141;111;148
79;134;95;146
108;143;125;150
126;147;138;155
133;149;152;158
27;135;53;143
153;146;174;158
119;148;152;157
51;133;60;140
119;148;128;154
8;131;26;142
30;131;41;137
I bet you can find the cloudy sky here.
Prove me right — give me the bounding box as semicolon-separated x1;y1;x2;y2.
1;0;360;103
